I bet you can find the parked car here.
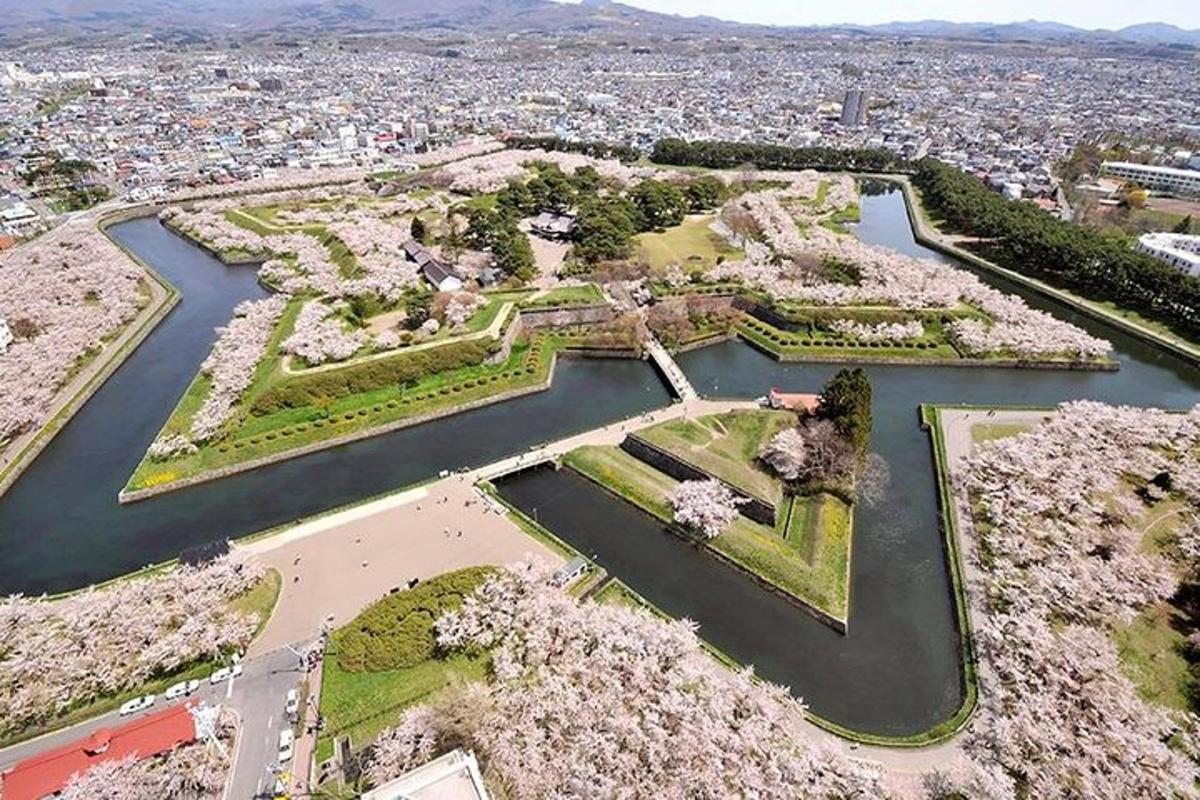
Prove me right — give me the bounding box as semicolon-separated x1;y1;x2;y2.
118;695;155;716
285;689;300;716
165;679;200;700
209;664;244;684
278;729;294;764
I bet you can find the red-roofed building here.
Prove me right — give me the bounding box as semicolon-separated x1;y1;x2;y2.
767;388;821;415
1;704;197;800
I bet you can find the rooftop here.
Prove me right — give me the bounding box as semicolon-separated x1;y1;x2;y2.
1;704;198;800
362;749;490;800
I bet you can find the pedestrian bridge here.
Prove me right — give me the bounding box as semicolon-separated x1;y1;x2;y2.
643;336;698;401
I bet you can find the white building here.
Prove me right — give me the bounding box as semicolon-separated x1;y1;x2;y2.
0;318;11;353
1135;232;1200;278
362;749;490;800
1101;161;1200;198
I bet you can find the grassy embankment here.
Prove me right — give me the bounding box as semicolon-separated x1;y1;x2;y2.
563;411;853;624
314;567;495;763
0;569;281;748
520;283;606;308
126;321;613;493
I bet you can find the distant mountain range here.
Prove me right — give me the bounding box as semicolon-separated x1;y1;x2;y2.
839;18;1200;45
0;0;1196;46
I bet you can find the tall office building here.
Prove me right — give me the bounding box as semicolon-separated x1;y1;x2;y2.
840;90;867;126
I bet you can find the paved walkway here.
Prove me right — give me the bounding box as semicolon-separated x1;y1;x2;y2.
242;397;754;655
939;407;1053;469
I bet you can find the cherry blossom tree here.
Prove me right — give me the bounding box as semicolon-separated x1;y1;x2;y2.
704;177;1112;361
60;711;235;800
365;561;885;798
954;401;1200;797
0;221;144;448
190;296;288;443
0;555;264;737
669;478;747;538
282;300;366;366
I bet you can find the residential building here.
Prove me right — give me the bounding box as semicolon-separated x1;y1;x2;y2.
1135;232;1200;278
1101;162;1200;198
0;317;11;353
839;90;867;127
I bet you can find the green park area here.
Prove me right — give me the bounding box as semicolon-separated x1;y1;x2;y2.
634;214;744;273
562;409;854;624
635;409;794;504
126;316;629;494
315;567;495;763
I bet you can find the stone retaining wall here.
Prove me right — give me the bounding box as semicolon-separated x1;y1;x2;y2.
562;464;846;634
518;303;615;329
618;434;777;526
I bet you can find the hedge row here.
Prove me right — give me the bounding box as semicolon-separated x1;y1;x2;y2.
740;319;938;350
251;338;500;414
333;567;497;672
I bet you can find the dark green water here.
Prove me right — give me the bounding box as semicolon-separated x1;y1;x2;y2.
494;186;1200;736
0;217;670;595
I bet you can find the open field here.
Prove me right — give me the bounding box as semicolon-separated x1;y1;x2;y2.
635;214;744;273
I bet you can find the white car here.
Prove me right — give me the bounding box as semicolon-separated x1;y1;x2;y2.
209;663;243;684
285;689;300;716
164;679;199;700
118;695;155;716
278;728;294;764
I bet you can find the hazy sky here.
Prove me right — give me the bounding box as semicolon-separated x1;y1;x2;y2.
576;0;1200;30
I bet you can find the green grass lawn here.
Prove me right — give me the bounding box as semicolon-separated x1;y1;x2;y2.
635;215;744;273
563;445;852;622
969;422;1033;445
521;283;605;308
1114;604;1192;713
229;567;284;639
126;332;576;492
636;410;793;504
314;568;493;762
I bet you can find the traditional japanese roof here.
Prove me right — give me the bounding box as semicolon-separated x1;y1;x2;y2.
422;259;462;287
1;704;197;800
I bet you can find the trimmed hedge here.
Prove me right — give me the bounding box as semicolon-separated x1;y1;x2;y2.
333;566;496;673
252;338;498;414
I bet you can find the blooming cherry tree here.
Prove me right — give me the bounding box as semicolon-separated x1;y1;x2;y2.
282;300;366;366
669;478;747;538
0;555;265;737
364;561;885;798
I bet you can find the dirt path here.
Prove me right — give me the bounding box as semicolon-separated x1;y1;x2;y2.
279;300;516;375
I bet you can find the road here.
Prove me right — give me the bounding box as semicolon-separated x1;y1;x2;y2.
0;646;306;800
